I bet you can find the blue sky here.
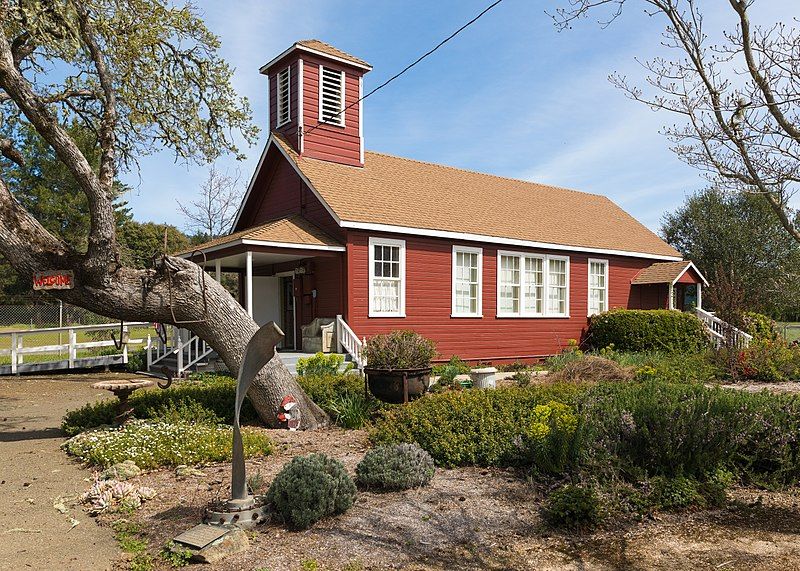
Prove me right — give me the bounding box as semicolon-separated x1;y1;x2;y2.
120;0;798;234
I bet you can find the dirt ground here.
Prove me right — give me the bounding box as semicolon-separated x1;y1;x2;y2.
0;372;129;571
4;375;800;571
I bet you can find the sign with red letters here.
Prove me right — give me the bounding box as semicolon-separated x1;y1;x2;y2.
33;270;75;290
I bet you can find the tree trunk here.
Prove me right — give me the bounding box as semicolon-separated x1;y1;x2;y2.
0;194;329;428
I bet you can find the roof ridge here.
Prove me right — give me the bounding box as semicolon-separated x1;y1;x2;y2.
363;149;604;199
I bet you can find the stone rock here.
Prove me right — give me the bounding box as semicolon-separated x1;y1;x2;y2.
175;465;205;478
189;528;249;564
100;460;141;481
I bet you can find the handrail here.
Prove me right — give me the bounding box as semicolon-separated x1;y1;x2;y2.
147;324;214;377
696;308;752;349
336;314;365;369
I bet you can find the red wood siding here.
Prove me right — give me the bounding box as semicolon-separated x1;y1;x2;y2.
346;230;662;362
301;54;363;166
676;266;702;284
629;284;668;310
234;148;343;241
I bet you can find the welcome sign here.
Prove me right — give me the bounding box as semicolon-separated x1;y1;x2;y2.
33;270;75;290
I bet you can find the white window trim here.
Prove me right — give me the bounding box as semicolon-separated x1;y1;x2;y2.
319;65;345;127
451;246;483;318
276;66;291;128
587;258;609;317
496;250;570;318
368;237;406;318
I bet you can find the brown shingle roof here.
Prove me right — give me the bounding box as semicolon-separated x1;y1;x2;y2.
631;261;693;284
179;215;343;255
296;39;371;69
272;134;682;259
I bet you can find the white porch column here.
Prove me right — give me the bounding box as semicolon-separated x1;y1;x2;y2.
215;259;221;283
696;283;702;311
245;250;253;318
668;283;675;310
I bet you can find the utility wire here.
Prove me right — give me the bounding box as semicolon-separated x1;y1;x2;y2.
303;0;505;136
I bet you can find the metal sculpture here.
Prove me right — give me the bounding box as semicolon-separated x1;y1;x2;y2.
204;321;284;527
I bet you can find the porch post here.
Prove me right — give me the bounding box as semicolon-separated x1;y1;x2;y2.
215;259;221;283
696;283;702;311
668;283;675;310
245;250;253;318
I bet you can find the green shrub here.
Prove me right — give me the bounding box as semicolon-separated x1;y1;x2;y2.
731;339;800;382
266;453;357;529
151;399;223;425
62;376;257;436
362;330;437;369
647;476;704;509
587;309;709;353
297;373;378;428
512;370;532;387
356;443;435;491
432;355;471;385
542;485;603;530
296;352;346;377
125;349;148;373
743;312;781;342
62;420;272;468
581;381;800;486
371;385;585;468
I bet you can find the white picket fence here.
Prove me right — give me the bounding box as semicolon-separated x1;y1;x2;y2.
696;308;753;349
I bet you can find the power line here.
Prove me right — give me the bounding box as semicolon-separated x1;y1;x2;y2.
303;0;505;136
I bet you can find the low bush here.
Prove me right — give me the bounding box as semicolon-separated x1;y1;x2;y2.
582;381;800;486
728;339;800;382
62;375;257;436
362;330;437;370
298;373;378;429
512;370;532;387
62;420;273;469
371;385;585;469
296;352;348;377
587;309;709;353
542;484;603;530
356;443;435;491
267;453;357;529
432;355;471;386
743;312;781;343
547;355;633;384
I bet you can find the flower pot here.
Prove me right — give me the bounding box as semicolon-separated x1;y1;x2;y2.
470;367;497;389
364;367;432;404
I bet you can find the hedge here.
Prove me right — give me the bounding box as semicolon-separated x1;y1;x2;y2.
587;309;709;353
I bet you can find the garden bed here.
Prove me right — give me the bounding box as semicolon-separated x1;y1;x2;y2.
98;427;800;571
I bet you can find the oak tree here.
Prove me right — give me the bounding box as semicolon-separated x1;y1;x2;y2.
0;0;328;428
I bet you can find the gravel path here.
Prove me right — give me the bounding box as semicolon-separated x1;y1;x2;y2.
0;373;125;571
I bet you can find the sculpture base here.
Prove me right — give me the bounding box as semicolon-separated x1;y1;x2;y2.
203;495;269;528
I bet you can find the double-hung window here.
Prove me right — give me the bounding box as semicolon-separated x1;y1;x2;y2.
276;67;291;127
497;251;570;317
588;258;609;316
319;65;345;126
369;238;405;317
452;246;482;317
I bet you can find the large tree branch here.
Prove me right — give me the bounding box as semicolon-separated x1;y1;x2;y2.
730;0;800;146
0;29;119;276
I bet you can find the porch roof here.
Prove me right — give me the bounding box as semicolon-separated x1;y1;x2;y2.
631;261;709;287
177;214;345;258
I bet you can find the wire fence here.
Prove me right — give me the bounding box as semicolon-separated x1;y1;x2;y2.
779;322;800;344
0;303;116;330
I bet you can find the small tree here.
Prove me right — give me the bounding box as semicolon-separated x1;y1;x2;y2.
177;166;243;240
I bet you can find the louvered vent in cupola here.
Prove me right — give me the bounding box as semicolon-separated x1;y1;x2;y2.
319;66;345;126
276;67;291;127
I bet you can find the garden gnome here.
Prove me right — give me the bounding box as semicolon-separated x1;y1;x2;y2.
277;395;301;430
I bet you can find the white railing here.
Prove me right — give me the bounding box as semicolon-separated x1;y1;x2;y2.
0;322;149;374
336;314;365;369
147;325;214;377
696;308;753;349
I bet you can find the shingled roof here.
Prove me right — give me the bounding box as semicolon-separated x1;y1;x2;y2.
632;261;708;285
260;39;372;73
177;214;344;256
268;134;682;259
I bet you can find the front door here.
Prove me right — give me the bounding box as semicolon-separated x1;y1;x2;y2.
281;276;295;350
